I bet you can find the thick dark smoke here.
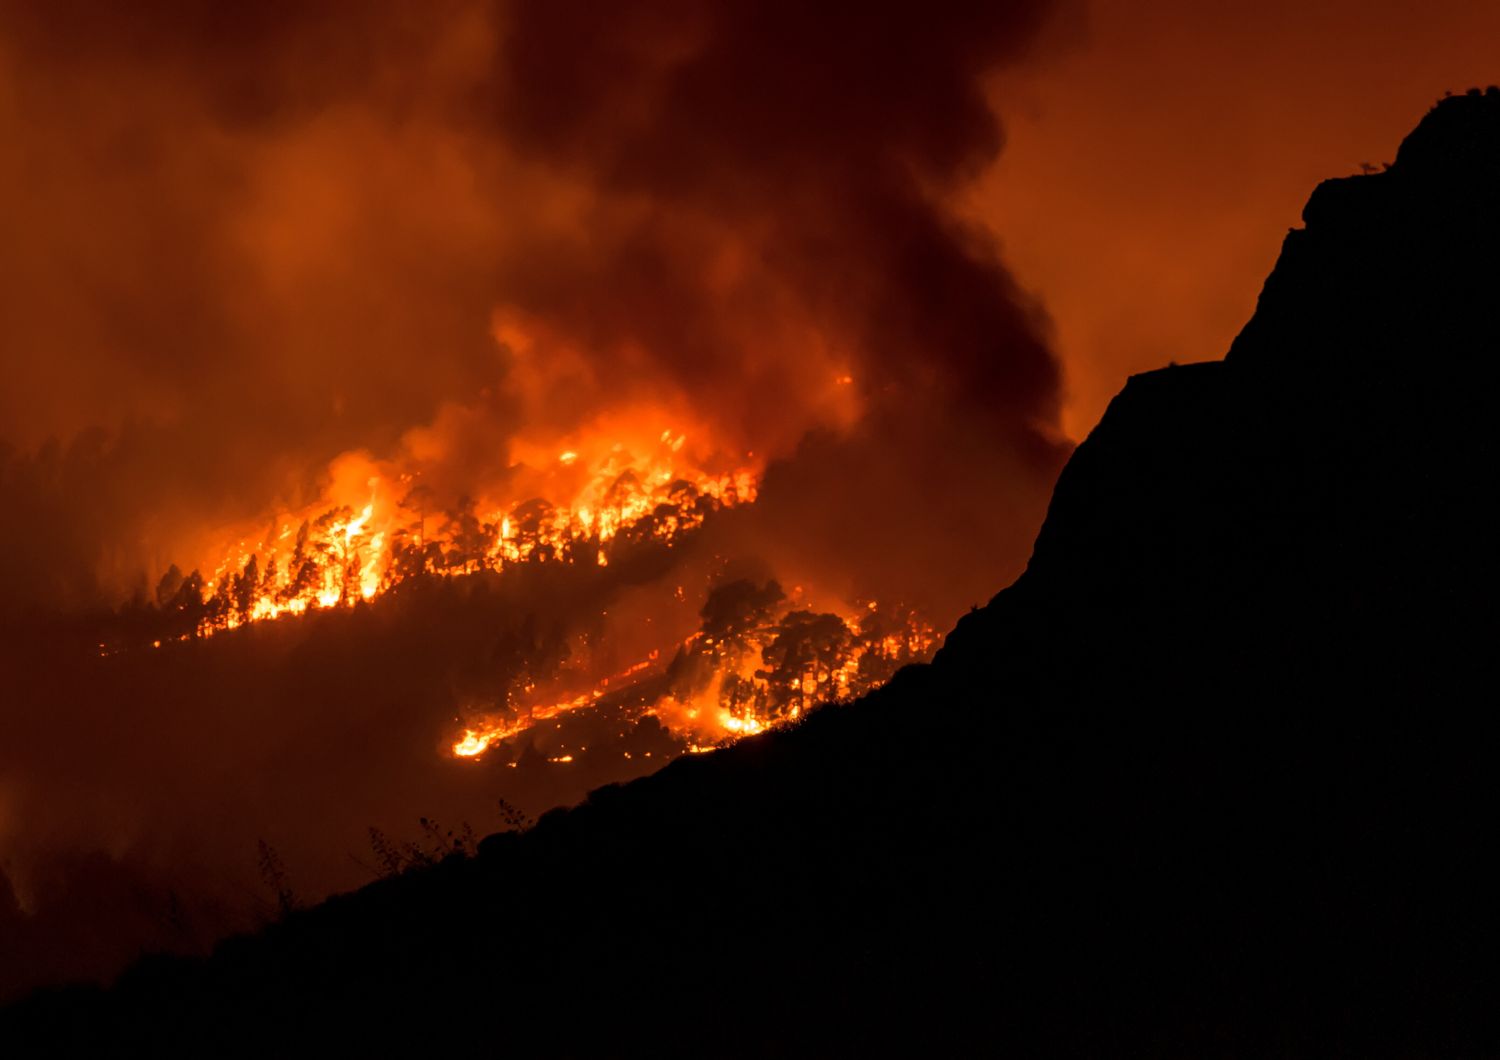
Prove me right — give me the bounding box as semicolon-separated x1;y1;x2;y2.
0;0;1070;996
494;2;1061;419
0;0;1068;612
492;2;1072;614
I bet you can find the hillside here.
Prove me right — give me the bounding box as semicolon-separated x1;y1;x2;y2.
7;90;1500;1056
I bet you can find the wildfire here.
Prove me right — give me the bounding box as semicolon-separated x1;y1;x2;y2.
452;694;591;761
452;656;662;760
151;426;758;640
451;588;938;761
139;415;937;773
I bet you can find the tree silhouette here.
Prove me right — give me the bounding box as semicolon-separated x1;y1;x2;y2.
759;610;851;718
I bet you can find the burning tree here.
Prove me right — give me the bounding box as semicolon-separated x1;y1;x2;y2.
758;610;853;720
632;580;938;752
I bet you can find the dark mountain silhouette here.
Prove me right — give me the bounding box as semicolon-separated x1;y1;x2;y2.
7;90;1500;1056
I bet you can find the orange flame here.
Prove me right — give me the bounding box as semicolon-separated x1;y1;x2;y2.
167;422;759;638
151;397;932;771
450;601;937;761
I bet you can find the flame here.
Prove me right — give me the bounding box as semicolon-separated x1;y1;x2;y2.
147;403;935;773
161;422;759;639
451;656;662;761
450;599;937;761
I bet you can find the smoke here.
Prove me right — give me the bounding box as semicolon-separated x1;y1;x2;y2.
0;0;1072;996
488;2;1074;617
0;0;1069;615
0;1;525;607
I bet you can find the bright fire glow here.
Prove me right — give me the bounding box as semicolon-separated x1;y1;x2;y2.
147;413;935;771
155;423;759;639
451;598;937;760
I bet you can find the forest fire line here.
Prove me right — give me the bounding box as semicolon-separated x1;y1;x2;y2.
452;582;939;760
141;428;758;642
451;655;662;759
122;423;939;767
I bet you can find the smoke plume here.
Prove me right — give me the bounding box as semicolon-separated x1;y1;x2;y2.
0;0;1070;996
0;0;1068;614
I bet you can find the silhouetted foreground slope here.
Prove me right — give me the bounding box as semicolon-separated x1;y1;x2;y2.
9;91;1500;1056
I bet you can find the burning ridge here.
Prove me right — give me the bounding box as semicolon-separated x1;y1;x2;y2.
110;427;937;761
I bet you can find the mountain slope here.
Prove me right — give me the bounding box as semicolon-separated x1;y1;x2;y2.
8;90;1500;1057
